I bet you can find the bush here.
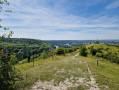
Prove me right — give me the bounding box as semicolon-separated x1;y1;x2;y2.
95;41;99;44
96;48;103;53
0;49;20;89
18;59;27;64
96;52;103;57
80;45;87;56
109;53;118;63
90;46;97;55
103;51;111;60
114;58;119;64
105;47;109;51
40;50;48;59
66;48;73;53
56;48;65;55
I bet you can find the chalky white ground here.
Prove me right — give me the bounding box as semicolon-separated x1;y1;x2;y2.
31;53;100;90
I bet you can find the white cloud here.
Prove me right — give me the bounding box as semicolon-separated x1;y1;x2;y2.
1;0;119;40
106;0;119;9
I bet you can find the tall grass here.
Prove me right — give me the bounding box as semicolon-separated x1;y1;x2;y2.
14;51;89;89
80;55;119;90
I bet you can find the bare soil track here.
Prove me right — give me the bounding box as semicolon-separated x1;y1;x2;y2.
31;53;100;90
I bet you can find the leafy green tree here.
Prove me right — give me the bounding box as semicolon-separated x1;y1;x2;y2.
0;1;20;89
80;45;87;56
0;0;13;39
9;55;17;65
40;50;48;59
0;48;20;89
95;41;99;44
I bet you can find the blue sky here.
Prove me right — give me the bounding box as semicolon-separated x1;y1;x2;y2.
1;0;119;40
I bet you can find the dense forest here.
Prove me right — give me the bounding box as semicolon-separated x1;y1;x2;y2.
0;38;51;63
1;38;119;64
0;38;81;64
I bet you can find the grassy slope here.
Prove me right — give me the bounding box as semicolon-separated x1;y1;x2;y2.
14;44;119;90
14;51;89;90
79;56;119;90
87;43;119;57
80;43;119;90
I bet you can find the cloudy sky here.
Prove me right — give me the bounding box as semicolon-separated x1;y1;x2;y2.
1;0;119;40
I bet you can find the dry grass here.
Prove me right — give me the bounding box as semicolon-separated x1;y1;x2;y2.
14;46;119;90
14;51;90;90
79;55;119;90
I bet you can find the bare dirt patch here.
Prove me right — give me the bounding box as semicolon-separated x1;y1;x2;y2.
31;53;101;90
31;76;87;90
85;61;100;90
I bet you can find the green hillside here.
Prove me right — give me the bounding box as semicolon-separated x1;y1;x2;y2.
13;44;119;90
1;42;119;90
0;38;51;63
86;43;119;64
2;38;43;44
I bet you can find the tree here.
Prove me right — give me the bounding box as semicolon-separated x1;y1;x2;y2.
40;50;48;59
0;0;20;89
95;41;99;44
27;55;31;63
0;0;13;39
79;45;87;56
0;48;20;89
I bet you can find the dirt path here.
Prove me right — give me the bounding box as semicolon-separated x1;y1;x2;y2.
71;53;79;59
31;53;100;90
85;61;100;90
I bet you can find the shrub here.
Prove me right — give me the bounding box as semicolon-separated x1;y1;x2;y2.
56;48;66;55
96;48;103;53
103;51;111;60
66;48;73;53
105;47;109;51
114;58;119;64
80;45;87;56
40;50;48;59
110;53;118;63
0;49;20;89
90;46;97;55
96;52;103;58
95;41;99;44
